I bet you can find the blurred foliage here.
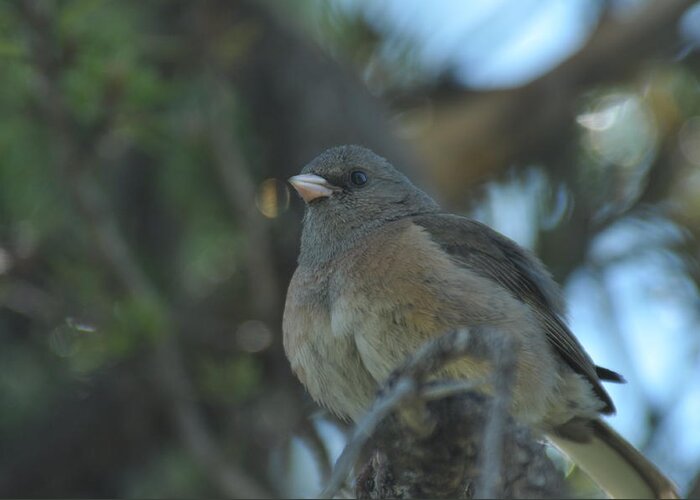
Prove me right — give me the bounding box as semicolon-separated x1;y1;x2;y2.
0;1;275;496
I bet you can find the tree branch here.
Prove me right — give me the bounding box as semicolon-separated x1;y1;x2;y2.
322;329;565;499
410;0;693;204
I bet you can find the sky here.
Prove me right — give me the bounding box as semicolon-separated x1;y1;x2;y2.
339;0;603;89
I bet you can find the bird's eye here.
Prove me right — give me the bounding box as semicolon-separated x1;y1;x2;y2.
350;170;368;186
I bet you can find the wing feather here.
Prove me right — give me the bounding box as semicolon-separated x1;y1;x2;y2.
412;214;620;414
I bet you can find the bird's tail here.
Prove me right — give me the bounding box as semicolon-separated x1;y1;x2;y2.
547;420;679;499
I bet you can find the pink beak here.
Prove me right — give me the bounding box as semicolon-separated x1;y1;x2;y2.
288;174;336;203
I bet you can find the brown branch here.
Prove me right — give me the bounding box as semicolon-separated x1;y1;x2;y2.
322;328;564;499
410;0;693;204
357;395;568;500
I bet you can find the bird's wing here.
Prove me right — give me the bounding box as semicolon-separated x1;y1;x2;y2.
412;213;619;414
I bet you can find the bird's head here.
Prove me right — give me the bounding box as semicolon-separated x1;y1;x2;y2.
289;145;439;264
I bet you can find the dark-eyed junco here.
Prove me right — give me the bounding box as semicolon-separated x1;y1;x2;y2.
283;145;678;499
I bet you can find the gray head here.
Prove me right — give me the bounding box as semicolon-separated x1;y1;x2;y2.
289;145;440;265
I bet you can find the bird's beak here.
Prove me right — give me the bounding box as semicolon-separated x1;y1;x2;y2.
288;174;336;203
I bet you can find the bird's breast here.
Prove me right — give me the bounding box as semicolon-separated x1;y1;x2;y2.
283;265;377;421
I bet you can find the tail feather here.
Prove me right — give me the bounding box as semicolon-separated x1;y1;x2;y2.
547;420;679;499
595;366;626;383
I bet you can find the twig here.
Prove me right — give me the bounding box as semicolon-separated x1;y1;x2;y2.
324;378;490;499
476;336;517;499
321;328;514;499
320;378;416;499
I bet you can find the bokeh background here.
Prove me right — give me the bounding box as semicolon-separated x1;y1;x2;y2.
1;0;699;497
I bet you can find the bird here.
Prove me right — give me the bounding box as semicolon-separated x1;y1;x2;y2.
282;145;679;499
